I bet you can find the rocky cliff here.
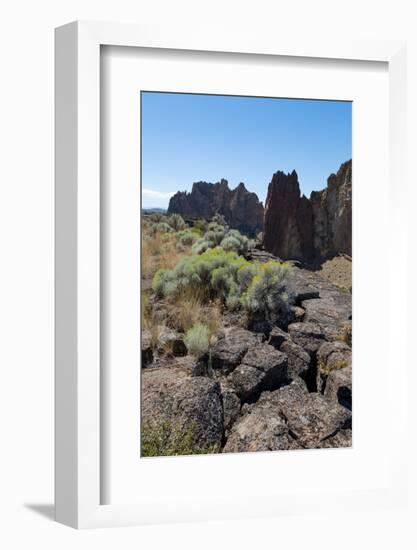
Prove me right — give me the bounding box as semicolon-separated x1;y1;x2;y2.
263;160;352;265
168;179;264;236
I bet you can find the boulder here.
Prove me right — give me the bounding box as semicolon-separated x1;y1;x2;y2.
273;383;351;447
316;341;352;410
267;326;289;349
141;329;153;367
210;327;261;374
223;405;300;453
292;306;305;321
142;366;224;449
242;345;289;387
228;364;264;403
302;292;352;341
287;322;326;355
324;365;352;411
318;429;352;449
157;326;187;357
279;339;311;379
220;381;241;434
224;380;351;452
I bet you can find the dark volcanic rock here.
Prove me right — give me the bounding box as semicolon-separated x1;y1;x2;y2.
228;344;289;402
157;326;187;357
142;366;224;448
316;341;352;410
318;429;352;448
279;339;311;379
287;322;326;355
263;160;352;264
141;329;153;367
241;345;288;387
211;327;261;374
325;366;352;411
168;179;264;236
267;326;289;349
220;381;241;434
224;380;351;452
228;364;265;402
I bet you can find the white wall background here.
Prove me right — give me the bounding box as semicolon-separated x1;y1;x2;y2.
0;0;416;548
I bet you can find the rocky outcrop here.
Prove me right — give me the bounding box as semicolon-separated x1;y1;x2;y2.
142;365;224;448
263;160;352;265
223;380;351;453
141;259;352;454
168;179;264;236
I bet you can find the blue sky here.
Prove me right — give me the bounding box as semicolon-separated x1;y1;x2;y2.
141;92;351;209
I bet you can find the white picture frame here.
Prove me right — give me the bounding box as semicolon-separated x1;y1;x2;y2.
55;20;407;529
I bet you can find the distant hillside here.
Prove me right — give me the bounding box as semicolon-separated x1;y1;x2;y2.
142;207;167;214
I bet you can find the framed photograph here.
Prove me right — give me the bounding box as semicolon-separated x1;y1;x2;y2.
55;21;408;528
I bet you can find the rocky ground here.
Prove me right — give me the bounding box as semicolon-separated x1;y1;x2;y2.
141;251;352;455
318;254;352;292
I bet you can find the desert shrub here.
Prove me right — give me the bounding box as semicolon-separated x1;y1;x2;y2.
149;212;164;223
152;248;292;325
152;248;247;302
192;218;208;233
154;221;173;233
192;239;211;255
152;268;170;298
178;231;198;247
237;263;258;291
167;213;186;231
184;323;210;357
141;419;219;457
220;229;253;255
211;213;227;228
241;261;293;325
204;227;226;246
193;225;253;256
219;235;241;252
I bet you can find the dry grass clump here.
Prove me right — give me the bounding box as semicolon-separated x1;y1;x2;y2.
318;358;349;376
141;419;219;457
319;255;352;291
339;323;352;348
142;229;192;280
141;290;162;348
164;288;222;338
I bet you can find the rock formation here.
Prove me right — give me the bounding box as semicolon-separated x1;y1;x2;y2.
168;179;264;236
263;160;352;265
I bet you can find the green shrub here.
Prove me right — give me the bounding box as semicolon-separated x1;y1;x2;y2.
241;261;292;325
211;213;227;228
154;221;173;233
184;323;210;357
178;231;198;247
141;419;219;457
192;240;211;254
149;212;164;223
193;218;208;234
152;248;247;302
152;248;293;326
167;213;186;231
193;225;253;256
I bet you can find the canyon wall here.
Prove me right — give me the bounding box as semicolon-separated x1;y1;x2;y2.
263;160;352;265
